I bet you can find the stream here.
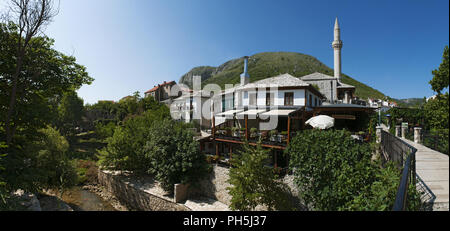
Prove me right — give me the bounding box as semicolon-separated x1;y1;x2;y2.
42;186;117;211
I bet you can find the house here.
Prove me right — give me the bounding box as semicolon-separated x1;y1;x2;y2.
179;18;373;169
144;81;178;103
170;87;212;130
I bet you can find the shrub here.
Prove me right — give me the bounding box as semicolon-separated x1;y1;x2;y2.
76;160;99;185
95;121;117;140
286;129;376;211
143;120;210;193
227;142;291;211
343;161;423;211
25;127;78;192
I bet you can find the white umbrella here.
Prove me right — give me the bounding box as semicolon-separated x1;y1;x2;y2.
305;115;335;130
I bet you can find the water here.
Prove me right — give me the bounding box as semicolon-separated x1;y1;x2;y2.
60;187;116;211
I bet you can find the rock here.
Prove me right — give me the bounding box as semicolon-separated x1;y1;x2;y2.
12;190;42;211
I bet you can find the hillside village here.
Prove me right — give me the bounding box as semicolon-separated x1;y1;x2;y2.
1;0;448;216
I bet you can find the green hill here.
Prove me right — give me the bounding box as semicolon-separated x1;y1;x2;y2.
179;52;387;100
394;98;427;108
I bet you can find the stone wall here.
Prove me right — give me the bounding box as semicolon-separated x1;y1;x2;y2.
188;165;233;205
188;165;305;210
98;170;190;211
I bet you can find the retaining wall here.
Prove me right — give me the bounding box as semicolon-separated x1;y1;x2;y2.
97;170;190;211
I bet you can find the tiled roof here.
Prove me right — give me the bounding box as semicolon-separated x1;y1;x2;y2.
301;72;336;80
238;73;309;90
337;82;356;89
145;81;176;94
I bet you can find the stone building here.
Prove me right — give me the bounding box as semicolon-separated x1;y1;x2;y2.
144;81;177;103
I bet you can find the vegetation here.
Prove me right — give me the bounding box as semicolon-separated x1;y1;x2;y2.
56;91;85;138
0;0;94;210
394;98;427;108
227;142;291;211
97;104;209;194
25;127;78;193
344;162;422;211
97;108;170;172
388;45;449;155
143;120;210;193
179;52;388;100
286;129;421;211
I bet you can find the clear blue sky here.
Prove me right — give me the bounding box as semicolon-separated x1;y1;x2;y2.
5;0;449;104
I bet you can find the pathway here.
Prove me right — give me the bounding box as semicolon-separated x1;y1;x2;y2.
381;125;449;211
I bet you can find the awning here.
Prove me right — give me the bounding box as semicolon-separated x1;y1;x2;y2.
260;109;296;117
236;109;267;119
215;116;227;126
215;109;244;118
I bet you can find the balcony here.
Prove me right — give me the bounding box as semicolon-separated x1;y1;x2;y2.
213;128;299;150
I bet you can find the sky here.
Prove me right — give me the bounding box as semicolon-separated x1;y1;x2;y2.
1;0;449;104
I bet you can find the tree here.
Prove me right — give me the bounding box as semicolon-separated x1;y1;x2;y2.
144;119;209;193
0;23;93;143
56;91;84;137
227;142;291;211
430;46;449;95
423;93;449;130
423;45;449;131
3;0;59;144
97;108;169;172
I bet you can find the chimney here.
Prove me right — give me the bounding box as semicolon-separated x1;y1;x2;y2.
240;56;250;86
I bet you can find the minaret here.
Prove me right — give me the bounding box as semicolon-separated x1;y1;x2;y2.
240;56;250;86
332;17;343;82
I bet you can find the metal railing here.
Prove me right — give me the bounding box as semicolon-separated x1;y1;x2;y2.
380;130;417;211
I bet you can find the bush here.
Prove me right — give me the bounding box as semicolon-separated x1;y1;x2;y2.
286;129;377;211
95;121;117;140
287;129;423;211
227;142;291;211
143;120;210;193
344;161;422;211
75;160;99;185
423;129;449;155
25;127;78;192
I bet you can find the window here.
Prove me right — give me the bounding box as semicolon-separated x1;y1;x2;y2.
266;93;274;106
249;93;257;106
284;92;294;106
315;98;318;107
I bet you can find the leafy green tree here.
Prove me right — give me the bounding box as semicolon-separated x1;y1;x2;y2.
430;46;449;95
423;93;449;130
56;91;85;137
144;120;209;193
227;142;291;211
286;129;376;211
0;23;93;144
